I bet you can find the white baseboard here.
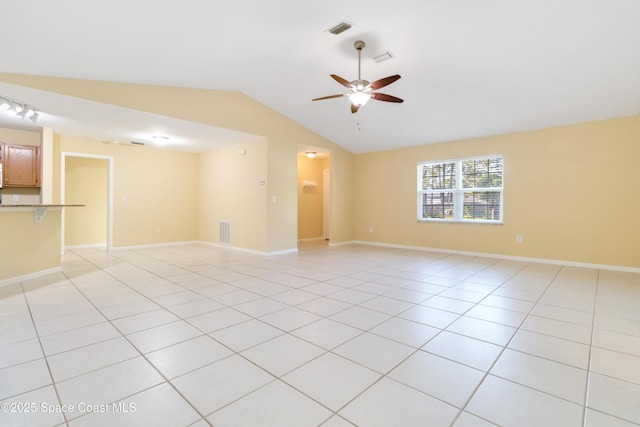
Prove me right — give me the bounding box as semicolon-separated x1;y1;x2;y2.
0;241;296;287
351;240;640;273
81;239;299;257
196;241;298;256
65;244;107;250
108;241;201;251
8;240;633;288
329;240;358;247
0;267;63;288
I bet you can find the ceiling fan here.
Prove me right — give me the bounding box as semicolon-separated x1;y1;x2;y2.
313;40;403;113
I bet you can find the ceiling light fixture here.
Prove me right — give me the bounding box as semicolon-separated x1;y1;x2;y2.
305;151;317;158
17;106;28;119
0;96;40;123
312;40;403;113
349;92;370;107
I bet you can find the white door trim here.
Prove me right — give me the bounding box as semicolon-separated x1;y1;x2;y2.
60;152;114;254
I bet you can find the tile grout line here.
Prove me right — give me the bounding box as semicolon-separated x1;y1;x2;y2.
285;256;532;425
7;244;637;426
137;246;481;423
582;268;600;427
60;249;217;427
65;246;393;425
18;280;71;427
448;260;558;425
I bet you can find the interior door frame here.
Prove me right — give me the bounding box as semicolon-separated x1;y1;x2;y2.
60;152;114;254
323;168;330;240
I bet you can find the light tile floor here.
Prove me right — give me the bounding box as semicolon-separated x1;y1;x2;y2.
1;243;639;426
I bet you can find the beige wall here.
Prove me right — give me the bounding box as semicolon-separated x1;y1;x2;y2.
64;156;108;246
355;116;640;268
330;148;355;244
0;210;61;281
56;136;199;247
198;139;268;251
0;127;61;282
297;154;327;240
3;73;636;273
0;127;40;146
266;139;298;252
0;74;357;252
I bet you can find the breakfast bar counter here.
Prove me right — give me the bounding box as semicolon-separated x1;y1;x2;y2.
0;205;84;284
0;204;84;223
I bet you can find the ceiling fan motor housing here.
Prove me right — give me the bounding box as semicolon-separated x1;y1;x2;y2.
353;80;370;91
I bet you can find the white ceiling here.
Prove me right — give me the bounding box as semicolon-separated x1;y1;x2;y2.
1;0;639;154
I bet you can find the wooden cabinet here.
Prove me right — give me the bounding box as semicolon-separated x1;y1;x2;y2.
1;143;41;187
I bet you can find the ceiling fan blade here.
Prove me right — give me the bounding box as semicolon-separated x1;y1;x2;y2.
369;74;401;90
312;94;347;101
351;103;360;114
371;92;404;103
331;74;354;89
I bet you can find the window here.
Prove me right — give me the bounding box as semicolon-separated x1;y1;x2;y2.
417;155;503;223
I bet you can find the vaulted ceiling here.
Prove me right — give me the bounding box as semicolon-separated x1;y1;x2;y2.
1;0;639;153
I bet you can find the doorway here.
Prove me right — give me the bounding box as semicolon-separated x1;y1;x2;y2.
297;150;330;244
60;152;114;254
323;168;330;240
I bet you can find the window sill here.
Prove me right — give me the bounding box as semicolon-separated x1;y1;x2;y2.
418;219;503;225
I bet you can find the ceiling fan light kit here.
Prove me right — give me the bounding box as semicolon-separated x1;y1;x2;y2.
349;91;370;107
312;40;403;113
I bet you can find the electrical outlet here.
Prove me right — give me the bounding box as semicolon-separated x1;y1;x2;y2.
516;234;523;244
368;226;374;233
12;195;19;202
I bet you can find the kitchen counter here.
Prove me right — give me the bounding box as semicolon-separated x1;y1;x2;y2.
0;204;85;208
0;204;85;222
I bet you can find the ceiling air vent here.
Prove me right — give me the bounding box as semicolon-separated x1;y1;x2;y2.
373;50;393;63
327;21;352;35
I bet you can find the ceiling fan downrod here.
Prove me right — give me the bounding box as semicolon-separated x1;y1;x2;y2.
353;40;368;91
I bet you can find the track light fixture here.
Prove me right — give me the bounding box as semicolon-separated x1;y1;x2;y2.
152;135;170;146
0;96;40;123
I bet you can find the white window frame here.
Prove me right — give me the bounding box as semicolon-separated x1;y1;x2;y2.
417;155;503;224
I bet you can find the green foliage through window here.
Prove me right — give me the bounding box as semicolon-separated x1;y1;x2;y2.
418;156;503;223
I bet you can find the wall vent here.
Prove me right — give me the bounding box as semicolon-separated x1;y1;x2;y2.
219;221;231;245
